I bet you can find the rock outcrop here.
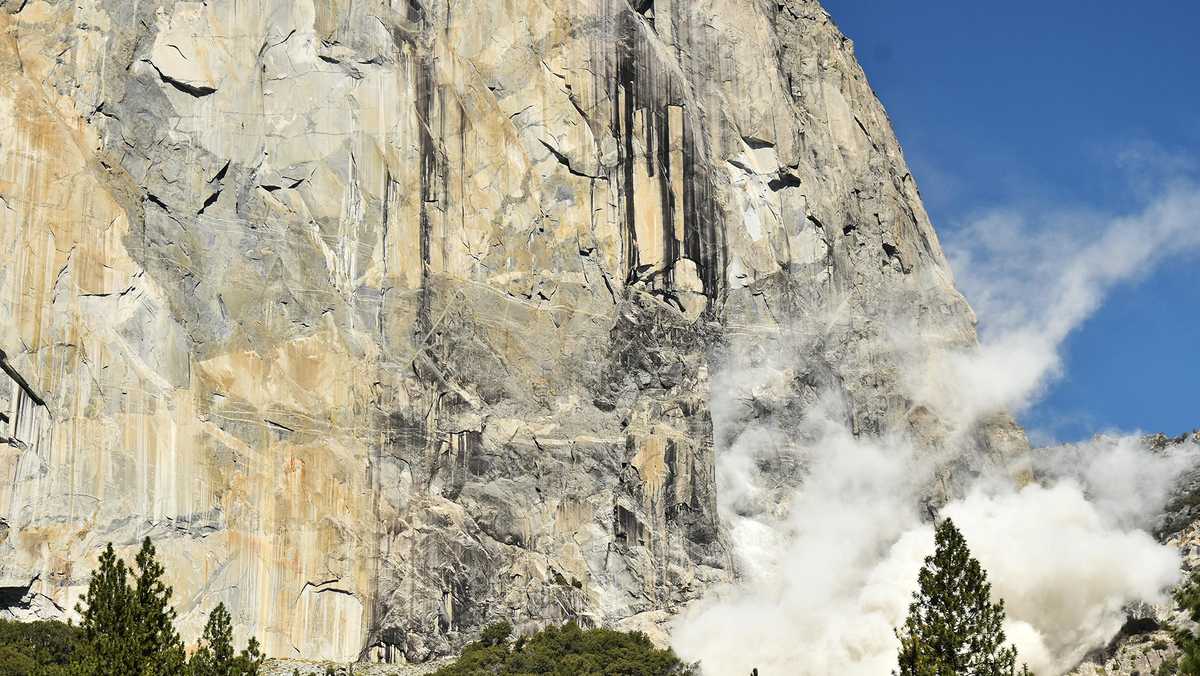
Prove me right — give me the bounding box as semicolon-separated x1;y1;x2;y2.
0;0;1024;662
1066;431;1200;676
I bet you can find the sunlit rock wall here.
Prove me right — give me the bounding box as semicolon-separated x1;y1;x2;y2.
0;0;1024;662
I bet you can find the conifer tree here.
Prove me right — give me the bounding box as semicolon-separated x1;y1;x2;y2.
190;602;264;676
71;538;267;675
130;537;187;675
240;635;265;674
74;542;137;675
894;518;1032;676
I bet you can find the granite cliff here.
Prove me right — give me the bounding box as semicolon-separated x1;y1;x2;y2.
0;0;1026;663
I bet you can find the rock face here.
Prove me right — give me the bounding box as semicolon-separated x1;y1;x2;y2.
0;0;1023;663
1067;431;1200;676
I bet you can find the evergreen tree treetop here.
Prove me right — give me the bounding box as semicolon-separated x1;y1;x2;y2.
69;538;262;676
895;518;1032;676
191;601;265;676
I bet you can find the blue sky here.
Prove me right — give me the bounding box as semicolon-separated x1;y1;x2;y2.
823;1;1200;442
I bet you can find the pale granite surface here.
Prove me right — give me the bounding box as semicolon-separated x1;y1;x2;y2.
0;0;1026;663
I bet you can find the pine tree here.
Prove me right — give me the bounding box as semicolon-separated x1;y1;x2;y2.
130;537;187;675
433;621;695;676
72;538;267;675
73;539;190;675
479;621;512;647
74;543;138;675
894;518;1032;676
190;602;264;676
190;603;233;676
239;635;265;674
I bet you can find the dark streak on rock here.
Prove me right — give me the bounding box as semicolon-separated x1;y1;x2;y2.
209;160;229;184
265;419;294;434
143;60;217;97
613;504;645;546
0;349;45;408
145;192;170;212
197;189;220;214
609;3;725;301
301;579;356;598
408;0;438;338
854;115;880;151
538;139;599;179
768;172;802;191
613;14;639;281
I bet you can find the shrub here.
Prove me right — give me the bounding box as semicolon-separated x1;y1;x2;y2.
1171;568;1200;674
0;618;82;675
433;621;696;676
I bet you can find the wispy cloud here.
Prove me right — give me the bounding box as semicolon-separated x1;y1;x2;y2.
924;183;1200;422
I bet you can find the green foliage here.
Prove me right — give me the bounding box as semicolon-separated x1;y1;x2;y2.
479;622;512;648
894;518;1032;676
0;539;262;675
131;538;188;676
71;537;188;675
432;621;695;676
73;542;137;675
190;603;264;676
1171;568;1200;674
0;619;82;675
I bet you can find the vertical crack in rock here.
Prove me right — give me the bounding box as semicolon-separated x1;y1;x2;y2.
607;2;725;301
0;351;50;454
0;0;1026;663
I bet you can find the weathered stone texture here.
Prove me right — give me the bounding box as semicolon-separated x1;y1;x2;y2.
0;0;1022;662
1067;432;1200;676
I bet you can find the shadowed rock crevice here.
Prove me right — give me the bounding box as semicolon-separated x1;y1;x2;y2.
0;0;1024;664
143;59;218;97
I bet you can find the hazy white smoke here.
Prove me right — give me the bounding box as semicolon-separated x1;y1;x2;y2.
673;185;1200;675
945;480;1181;673
676;408;1189;675
922;183;1200;423
1034;435;1199;531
